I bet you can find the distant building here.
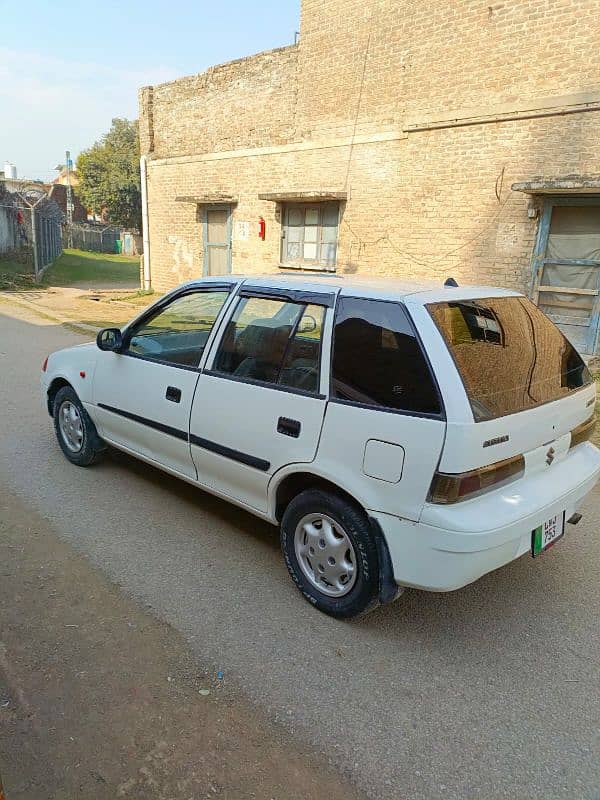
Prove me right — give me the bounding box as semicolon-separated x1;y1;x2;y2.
47;183;87;223
139;0;600;355
3;162;17;180
52;167;80;187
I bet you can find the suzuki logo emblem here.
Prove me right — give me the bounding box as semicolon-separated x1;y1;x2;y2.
546;447;556;466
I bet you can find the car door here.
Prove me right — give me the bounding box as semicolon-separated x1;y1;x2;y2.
92;286;233;478
316;295;446;521
189;286;334;513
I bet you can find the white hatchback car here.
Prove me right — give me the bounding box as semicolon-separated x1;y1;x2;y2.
42;275;600;618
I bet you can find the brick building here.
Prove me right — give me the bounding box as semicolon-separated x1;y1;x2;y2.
139;0;600;355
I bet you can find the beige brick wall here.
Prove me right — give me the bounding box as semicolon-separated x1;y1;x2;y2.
298;0;600;133
144;46;298;159
140;0;600;295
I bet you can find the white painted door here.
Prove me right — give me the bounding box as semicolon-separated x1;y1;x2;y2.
92;288;231;478
190;291;331;512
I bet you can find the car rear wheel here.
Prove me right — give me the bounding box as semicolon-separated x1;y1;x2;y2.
52;385;105;467
280;489;380;619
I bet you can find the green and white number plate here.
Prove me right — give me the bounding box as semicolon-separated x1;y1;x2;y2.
532;512;565;557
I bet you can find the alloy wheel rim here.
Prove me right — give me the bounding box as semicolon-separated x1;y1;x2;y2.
293;513;358;598
58;400;84;453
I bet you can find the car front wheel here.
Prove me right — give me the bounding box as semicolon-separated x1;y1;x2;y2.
52;385;106;467
280;489;381;619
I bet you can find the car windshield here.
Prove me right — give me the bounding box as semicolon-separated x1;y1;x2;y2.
427;296;592;421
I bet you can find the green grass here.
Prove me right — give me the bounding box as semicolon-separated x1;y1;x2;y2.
108;288;156;304
0;258;36;290
42;249;140;287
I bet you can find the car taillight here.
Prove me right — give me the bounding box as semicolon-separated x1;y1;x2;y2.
42;356;49;372
569;415;596;449
428;454;525;505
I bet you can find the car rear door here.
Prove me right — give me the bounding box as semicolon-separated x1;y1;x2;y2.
189;286;334;513
316;295;447;521
92;286;233;478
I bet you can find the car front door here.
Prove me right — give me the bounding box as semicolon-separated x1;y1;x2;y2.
92;286;233;478
189;287;334;513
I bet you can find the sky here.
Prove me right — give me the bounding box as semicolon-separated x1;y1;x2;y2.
0;0;301;182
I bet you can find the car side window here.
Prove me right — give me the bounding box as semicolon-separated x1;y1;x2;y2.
125;290;230;368
213;296;325;393
331;297;441;414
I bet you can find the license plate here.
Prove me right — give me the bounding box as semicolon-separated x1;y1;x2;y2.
532;512;565;557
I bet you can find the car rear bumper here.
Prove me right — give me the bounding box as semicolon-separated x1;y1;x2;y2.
371;442;600;592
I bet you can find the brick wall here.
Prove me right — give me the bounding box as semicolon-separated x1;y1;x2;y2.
143;46;298;160
298;0;600;132
140;0;600;295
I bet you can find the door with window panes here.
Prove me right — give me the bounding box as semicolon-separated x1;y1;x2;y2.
317;297;446;522
190;290;331;512
281;203;339;271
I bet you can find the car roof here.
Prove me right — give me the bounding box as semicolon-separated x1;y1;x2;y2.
182;273;523;304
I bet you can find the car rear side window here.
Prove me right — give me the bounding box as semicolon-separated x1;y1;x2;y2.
330;297;441;415
427;296;592;421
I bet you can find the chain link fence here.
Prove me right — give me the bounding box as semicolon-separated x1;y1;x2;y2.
0;187;63;284
70;223;121;254
34;207;63;270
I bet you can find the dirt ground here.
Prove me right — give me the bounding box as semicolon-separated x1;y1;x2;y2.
0;487;364;800
0;286;155;333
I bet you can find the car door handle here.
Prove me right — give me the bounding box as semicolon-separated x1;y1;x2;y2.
277;417;301;438
166;386;182;403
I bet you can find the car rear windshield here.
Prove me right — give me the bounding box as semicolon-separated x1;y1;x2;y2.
427;296;592;422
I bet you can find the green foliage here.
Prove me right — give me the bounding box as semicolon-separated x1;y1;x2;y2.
77;119;141;230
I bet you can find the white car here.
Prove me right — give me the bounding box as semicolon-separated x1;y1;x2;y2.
41;275;600;618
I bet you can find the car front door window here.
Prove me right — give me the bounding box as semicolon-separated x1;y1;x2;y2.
126;290;230;368
213;297;325;394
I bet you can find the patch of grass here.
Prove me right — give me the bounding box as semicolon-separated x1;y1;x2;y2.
42;249;140;287
0;258;36;291
108;289;156;304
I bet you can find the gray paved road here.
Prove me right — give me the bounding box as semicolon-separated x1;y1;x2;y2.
1;303;599;800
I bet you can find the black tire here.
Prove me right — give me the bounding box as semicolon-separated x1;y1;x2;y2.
280;489;380;619
52;385;106;467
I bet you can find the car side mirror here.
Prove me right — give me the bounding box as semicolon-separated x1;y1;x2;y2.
299;315;317;334
96;327;124;352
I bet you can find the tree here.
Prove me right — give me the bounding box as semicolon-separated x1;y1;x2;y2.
77;118;141;230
